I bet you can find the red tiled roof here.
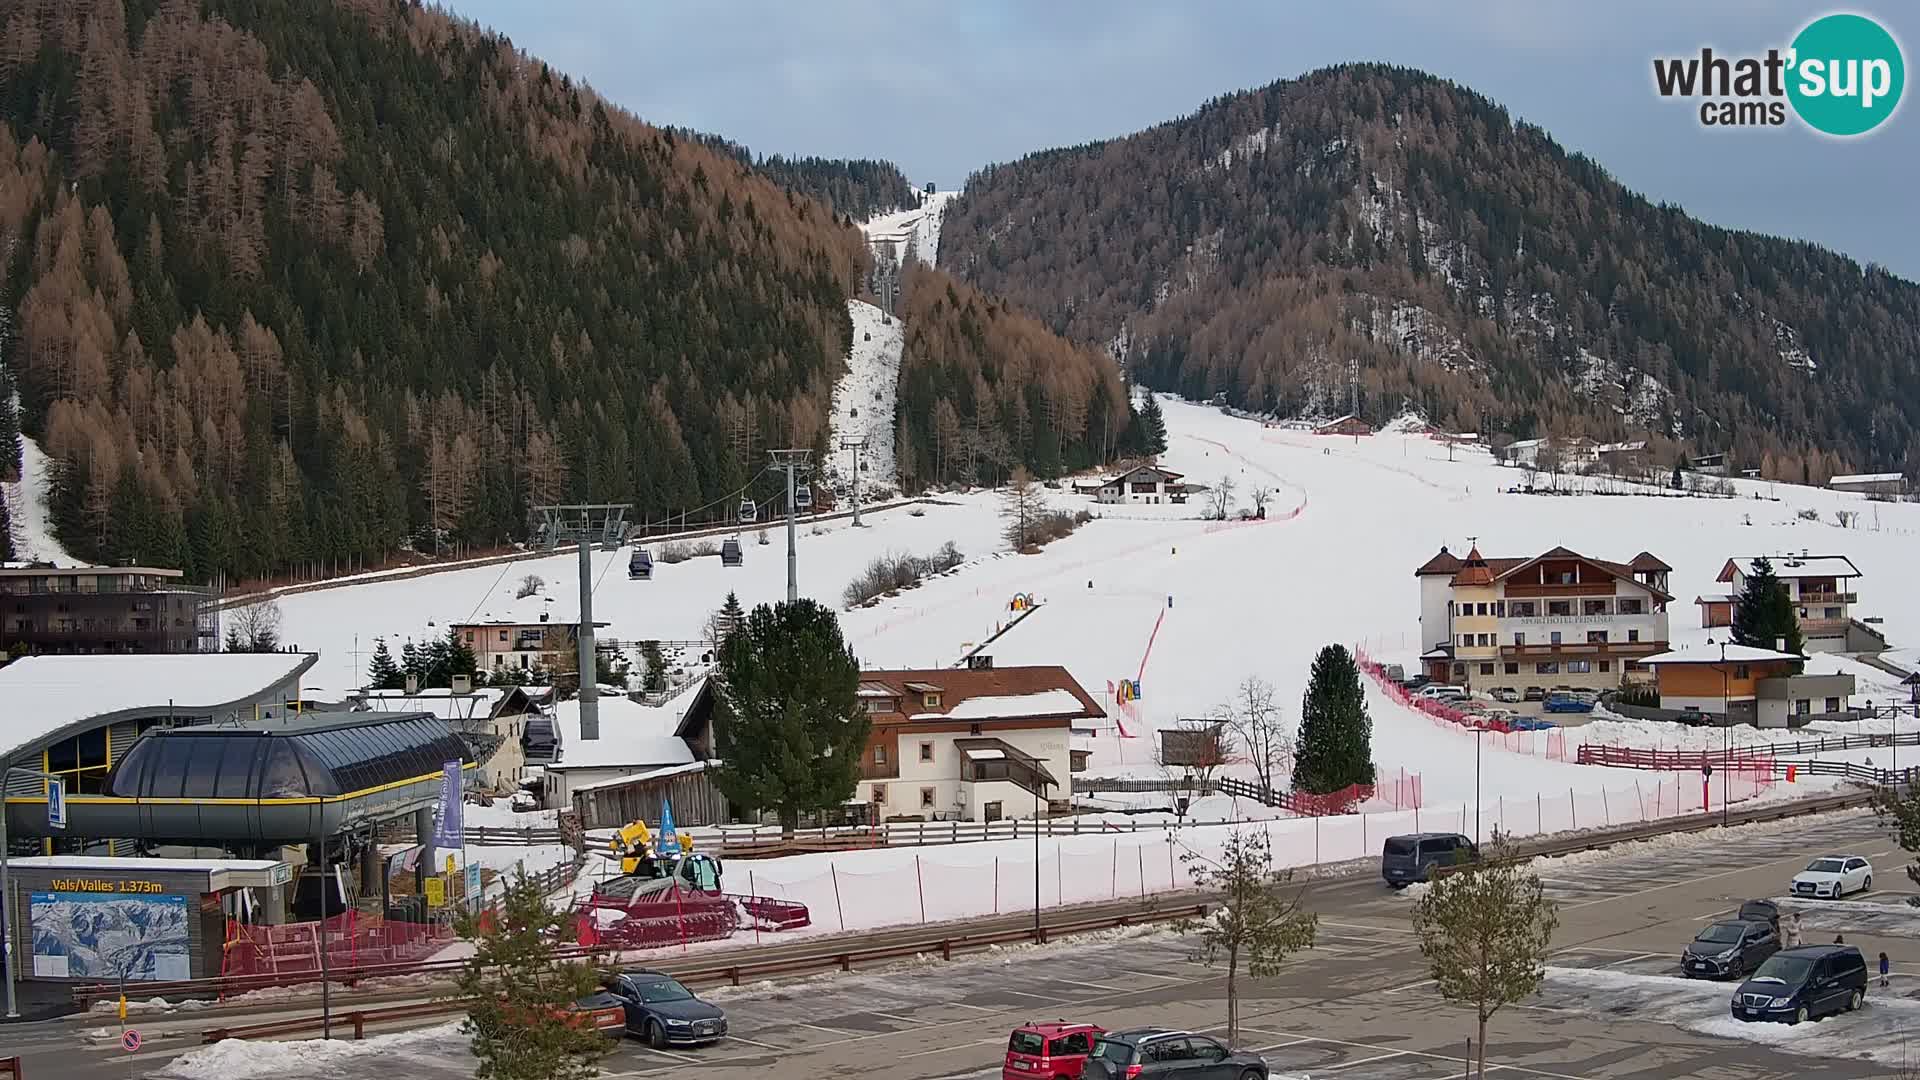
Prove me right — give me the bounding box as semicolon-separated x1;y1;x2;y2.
1629;551;1673;572
1414;547;1464;576
1451;546;1494;587
859;665;1106;721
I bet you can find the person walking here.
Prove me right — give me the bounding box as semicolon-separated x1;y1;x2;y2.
1881;951;1892;988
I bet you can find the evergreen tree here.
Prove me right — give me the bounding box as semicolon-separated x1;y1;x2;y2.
453;870;609;1080
1138;393;1169;455
718;591;746;642
1294;643;1374;793
0;488;13;561
223;626;246;652
400;640;426;686
709;599;869;833
367;639;404;690
1730;556;1805;661
639;640;667;692
445;627;480;685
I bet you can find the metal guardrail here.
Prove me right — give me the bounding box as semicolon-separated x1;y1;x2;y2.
203;998;475;1043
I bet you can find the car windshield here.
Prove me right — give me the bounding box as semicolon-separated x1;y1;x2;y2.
1805;858;1846;873
1009;1031;1046;1055
1696;923;1745;944
632;977;693;1003
1752;954;1814;983
1091;1038;1137;1064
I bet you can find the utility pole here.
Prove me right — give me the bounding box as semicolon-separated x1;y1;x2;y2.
769;450;813;604
534;503;630;740
839;435;869;527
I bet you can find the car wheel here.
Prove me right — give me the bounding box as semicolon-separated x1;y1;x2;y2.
1793;1005;1809;1025
1238;1070;1263;1080
1388;881;1408;891
1863;875;1873;894
646;1019;668;1049
1849;989;1864;1011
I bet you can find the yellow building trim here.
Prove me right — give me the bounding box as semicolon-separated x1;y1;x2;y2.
3;761;474;809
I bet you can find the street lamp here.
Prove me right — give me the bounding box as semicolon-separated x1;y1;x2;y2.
1033;779;1047;938
1710;638;1729;826
1;764;62;1019
1473;726;1486;846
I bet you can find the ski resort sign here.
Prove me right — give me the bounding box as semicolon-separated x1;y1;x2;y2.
1652;12;1904;136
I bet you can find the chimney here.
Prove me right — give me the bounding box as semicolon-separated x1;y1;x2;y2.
405;673;420;694
451;674;472;694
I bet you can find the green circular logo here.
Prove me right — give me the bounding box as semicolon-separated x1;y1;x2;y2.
1787;13;1905;136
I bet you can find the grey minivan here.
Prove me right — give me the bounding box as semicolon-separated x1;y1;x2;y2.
1382;832;1478;888
1732;945;1868;1024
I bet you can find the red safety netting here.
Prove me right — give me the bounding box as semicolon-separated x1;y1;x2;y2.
1356;648;1571;759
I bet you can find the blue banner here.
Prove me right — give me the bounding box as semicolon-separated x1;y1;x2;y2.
658;798;680;856
432;759;463;848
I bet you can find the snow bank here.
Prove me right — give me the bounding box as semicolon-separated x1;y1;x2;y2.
153;1020;466;1078
826;299;903;488
2;432;79;564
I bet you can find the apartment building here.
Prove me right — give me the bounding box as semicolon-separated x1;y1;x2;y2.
1415;545;1672;692
1703;554;1863;653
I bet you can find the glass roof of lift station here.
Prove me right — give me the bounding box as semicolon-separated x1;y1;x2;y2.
105;714;469;800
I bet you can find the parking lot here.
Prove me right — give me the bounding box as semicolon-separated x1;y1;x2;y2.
23;808;1918;1079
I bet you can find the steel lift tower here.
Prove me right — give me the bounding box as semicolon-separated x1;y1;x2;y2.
535;503;630;741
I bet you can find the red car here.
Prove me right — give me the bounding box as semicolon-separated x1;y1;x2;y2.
1005;1021;1104;1079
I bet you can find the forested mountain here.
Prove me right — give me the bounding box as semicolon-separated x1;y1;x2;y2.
667;129;919;221
0;0;1118;584
942;64;1920;479
893;262;1133;492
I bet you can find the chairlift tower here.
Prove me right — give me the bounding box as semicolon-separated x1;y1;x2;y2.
768;450;814;604
535;503;630;741
838;434;869;527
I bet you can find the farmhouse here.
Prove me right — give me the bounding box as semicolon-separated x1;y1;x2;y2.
1708;554;1873;653
1314;414;1372;437
1828;472;1908;497
1093;464;1187;505
1414;544;1672;693
852;665;1103;822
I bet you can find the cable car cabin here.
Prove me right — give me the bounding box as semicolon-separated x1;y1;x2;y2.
738;497;758;524
721;536;744;567
793;484;813;511
628;548;653;580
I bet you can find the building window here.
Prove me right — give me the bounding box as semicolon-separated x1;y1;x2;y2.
1550;631;1562;645
1477;634;1490;647
1599;660;1611;673
1627;629;1640;643
1476;603;1489;616
919;741;934;762
1587;630;1608;644
1513;632;1526;646
1452;663;1466;677
1567;661;1592;674
1460;634;1472;647
1511;601;1537;617
872;784;887;803
1618;598;1643;615
923;693;942;708
1548;601;1572;616
498;630;509;642
1734;664;1750;679
1826;697;1841;713
465;630;475;643
1825;607;1841;619
1536;662;1559;675
984;801;1003;821
1494;601;1506;617
920;786;937;808
874;745;888;765
1479;663;1494;676
1504;663;1519;675
1583;600;1608;616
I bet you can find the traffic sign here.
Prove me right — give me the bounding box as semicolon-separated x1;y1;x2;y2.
445;854;457;877
424;876;446;908
47;776;66;830
123;1029;142;1052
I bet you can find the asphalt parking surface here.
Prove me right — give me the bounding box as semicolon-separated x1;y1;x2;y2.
20;808;1920;1079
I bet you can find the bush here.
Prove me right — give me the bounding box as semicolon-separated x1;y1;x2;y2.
842;542;965;607
1795;508;1820;521
1614;682;1660;708
1027;509;1092;548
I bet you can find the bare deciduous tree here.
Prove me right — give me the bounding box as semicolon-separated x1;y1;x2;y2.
1248;485;1273;517
1208;474;1237;520
1158;718;1231;797
224;599;282;652
514;574;545;600
1000;465;1042;551
1220;676;1292;796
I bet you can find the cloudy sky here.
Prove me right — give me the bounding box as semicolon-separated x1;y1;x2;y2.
445;1;1918;279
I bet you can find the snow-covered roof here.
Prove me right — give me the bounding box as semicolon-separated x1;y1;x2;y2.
545;694;696;771
1641;645;1804;665
1596;440;1647;453
0;653;317;762
935;689;1088;721
1830;472;1905;485
569;760;709;792
357;687;513;721
1721;555;1861;581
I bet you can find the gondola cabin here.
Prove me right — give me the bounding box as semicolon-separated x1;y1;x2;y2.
793;484;813;511
628;548;653;580
720;536;744;567
738;497;758;524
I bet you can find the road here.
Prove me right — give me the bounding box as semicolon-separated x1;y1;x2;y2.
16;809;1916;1079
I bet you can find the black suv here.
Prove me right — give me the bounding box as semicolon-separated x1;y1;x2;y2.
1084;1029;1268;1079
1682;919;1779;978
1381;832;1478;888
1732;945;1868;1024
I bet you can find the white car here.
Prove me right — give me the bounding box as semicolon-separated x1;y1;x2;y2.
1791;855;1873;899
